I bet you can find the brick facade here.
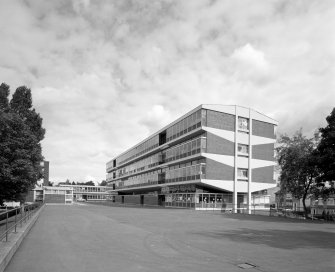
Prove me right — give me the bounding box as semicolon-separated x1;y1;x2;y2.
206;110;235;131
44;194;65;203
124;195;141;205
25;191;34;202
143;195;159;206
252;143;274;161
206;132;235;156
252;120;275;139
206;158;234;180
252;166;275;184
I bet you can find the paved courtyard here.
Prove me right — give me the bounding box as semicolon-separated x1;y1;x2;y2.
4;204;335;272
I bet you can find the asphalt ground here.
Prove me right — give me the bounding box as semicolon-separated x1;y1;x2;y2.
4;204;335;272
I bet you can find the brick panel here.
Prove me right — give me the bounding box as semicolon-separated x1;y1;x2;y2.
115;195;123;203
144;195;159;205
206;158;234;180
124;195;141;204
252;120;275;139
252;166;275;184
44;194;65;203
252;143;274;161
207;132;235;156
207;110;235;131
25;191;34;202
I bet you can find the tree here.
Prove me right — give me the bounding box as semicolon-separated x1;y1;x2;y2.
0;83;10;111
276;130;319;218
77;181;95;186
0;83;45;204
10;86;45;142
99;180;107;186
85;181;95;186
315;108;335;199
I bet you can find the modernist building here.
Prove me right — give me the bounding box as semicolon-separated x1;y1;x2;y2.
43;186;74;204
106;105;278;212
59;185;109;202
26;185;108;204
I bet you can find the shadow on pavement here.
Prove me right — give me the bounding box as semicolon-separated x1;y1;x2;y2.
220;213;328;224
195;228;335;250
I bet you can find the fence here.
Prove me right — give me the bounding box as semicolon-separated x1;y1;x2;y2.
0;203;42;242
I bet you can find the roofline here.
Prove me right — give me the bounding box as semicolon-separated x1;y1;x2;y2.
107;104;278;163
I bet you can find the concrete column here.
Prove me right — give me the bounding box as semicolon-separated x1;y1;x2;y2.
233;106;238;213
247;108;252;214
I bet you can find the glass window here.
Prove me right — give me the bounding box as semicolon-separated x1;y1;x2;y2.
188;116;192;131
201;138;206;152
201;165;206;177
183;119;186;132
196;138;201;148
192;140;196;151
237;168;248;179
238;144;249;155
238;117;249;130
186;166;191;178
201;109;207;126
197;110;201;121
182;167;186;178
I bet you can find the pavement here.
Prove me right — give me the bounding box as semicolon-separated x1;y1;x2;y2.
4;204;335;272
0;205;44;272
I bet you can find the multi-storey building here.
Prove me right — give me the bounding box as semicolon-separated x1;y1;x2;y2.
106;105;278;212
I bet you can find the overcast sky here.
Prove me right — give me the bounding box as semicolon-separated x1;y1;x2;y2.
1;0;334;184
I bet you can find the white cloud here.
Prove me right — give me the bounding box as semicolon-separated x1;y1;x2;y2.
140;105;172;133
0;0;334;182
231;43;269;71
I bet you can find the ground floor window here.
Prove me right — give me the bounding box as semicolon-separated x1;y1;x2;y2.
164;193;234;210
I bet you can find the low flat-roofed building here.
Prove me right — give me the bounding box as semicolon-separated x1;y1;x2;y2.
43;186;73;204
59;185;109;202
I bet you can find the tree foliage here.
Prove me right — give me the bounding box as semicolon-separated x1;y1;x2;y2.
99;180;107;186
276;130;319;217
0;83;45;204
315;108;335;198
77;181;95;186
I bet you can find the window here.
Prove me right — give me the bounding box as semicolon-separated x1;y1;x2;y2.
238;117;249;130
238;144;249;155
237;168;248;179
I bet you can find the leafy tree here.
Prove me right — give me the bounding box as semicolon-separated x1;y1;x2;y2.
10;86;45;142
0;83;45;204
85;181;95;186
99;180;107;186
315;108;335;199
77;181;95;186
276;130;319;217
0;83;10;111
